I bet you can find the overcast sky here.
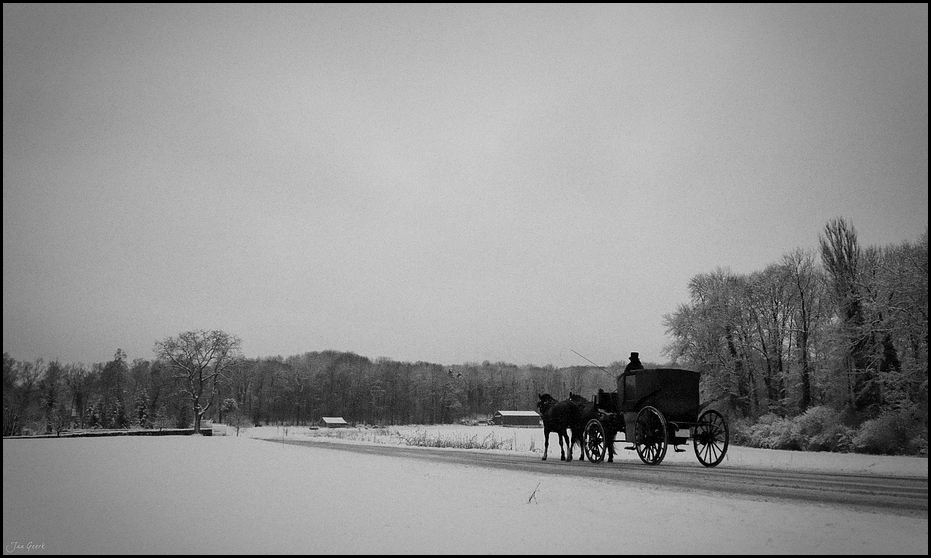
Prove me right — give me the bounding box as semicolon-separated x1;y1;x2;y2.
3;4;928;369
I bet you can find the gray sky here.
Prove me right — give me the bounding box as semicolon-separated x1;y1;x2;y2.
3;4;928;368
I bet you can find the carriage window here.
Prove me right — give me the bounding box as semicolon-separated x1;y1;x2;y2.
623;375;636;407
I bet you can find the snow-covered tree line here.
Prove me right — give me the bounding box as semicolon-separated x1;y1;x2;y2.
663;218;927;452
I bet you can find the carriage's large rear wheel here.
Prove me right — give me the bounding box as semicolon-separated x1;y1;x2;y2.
583;418;607;464
635;406;668;465
693;409;729;467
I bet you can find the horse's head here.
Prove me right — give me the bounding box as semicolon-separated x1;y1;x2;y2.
568;392;587;405
537;393;556;413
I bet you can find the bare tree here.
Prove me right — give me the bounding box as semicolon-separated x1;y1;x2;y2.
154;330;242;434
820;217;877;411
2;356;44;436
663;268;756;415
64;363;90;429
40;360;66;435
781;248;827;411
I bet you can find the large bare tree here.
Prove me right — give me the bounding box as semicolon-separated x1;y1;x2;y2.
154;330;242;434
819;217;878;410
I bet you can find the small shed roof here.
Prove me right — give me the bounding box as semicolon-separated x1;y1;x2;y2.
494;410;540;417
321;417;348;425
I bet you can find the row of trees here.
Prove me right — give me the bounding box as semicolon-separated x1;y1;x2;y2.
3;344;624;437
3;331;245;436
663;218;927;426
212;353;622;428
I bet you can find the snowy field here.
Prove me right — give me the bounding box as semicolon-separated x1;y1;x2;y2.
3;424;928;555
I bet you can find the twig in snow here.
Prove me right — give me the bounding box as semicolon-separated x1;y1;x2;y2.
527;481;540;504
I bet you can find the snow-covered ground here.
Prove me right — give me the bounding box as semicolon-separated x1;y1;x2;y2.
3;424;927;555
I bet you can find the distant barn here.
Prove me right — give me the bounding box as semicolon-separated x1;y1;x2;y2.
321;417;349;428
492;410;541;427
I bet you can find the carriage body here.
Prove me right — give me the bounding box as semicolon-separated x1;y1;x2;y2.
583;368;729;467
617;368;699;419
618;368;699;445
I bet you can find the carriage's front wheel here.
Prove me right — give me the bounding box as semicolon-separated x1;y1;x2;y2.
694;409;729;467
635;406;668;465
583;419;607;464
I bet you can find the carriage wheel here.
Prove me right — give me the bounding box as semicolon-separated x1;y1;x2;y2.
635;406;668;466
694;409;729;467
583;419;607;464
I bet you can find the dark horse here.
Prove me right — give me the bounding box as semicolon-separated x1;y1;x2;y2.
568;391;617;463
537;393;579;461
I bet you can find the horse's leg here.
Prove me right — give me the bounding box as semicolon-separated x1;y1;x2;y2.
607;427;615;463
576;428;586;461
568;426;584;461
559;429;567;461
542;428;549;461
566;430;573;461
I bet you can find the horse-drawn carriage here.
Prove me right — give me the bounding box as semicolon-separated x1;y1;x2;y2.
539;367;730;467
578;367;729;467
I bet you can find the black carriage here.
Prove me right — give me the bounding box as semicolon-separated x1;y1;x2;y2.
581;368;729;467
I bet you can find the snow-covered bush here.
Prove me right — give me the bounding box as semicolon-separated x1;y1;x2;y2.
734;403;926;455
853;402;927;455
794;406;854;452
737;413;801;450
733;409;852;452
